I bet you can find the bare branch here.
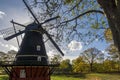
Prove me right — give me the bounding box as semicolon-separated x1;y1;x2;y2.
61;10;104;23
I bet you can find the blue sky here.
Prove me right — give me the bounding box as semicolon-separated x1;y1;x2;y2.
0;0;31;52
0;0;110;60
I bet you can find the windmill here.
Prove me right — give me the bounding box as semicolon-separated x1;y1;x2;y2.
0;0;64;80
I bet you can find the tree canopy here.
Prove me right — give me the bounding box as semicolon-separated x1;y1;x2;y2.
29;0;120;58
30;0;107;45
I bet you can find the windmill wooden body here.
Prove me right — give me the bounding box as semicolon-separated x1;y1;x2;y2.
0;0;64;80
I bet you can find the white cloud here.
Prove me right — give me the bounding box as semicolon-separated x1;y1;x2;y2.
102;50;105;53
47;50;59;57
68;40;82;51
63;56;78;61
9;45;18;51
47;49;66;57
0;11;6;19
102;50;107;54
0;42;18;51
0;35;3;38
47;50;54;57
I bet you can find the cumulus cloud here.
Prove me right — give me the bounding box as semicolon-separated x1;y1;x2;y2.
68;40;82;51
0;11;6;19
0;42;18;51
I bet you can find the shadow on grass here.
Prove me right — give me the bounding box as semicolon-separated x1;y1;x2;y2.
53;73;87;79
0;76;8;80
67;73;86;79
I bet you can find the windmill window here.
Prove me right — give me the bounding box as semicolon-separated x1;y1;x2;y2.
14;58;17;61
20;69;26;78
37;56;41;61
36;45;41;51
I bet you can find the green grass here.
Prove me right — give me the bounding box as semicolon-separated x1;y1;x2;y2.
51;75;84;80
0;75;8;80
0;73;120;80
85;73;120;80
51;73;120;80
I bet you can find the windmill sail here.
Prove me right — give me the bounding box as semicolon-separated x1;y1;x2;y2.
4;30;26;40
43;31;64;56
44;34;64;57
0;26;25;39
23;0;39;24
23;0;64;56
0;1;62;80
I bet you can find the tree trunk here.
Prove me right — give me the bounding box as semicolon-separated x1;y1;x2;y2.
97;0;120;57
90;63;93;72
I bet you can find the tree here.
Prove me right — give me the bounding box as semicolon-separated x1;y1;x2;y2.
65;0;120;58
104;25;120;60
103;59;119;72
59;59;72;73
50;54;62;64
31;0;105;44
97;0;120;55
0;50;17;62
81;48;104;72
72;56;89;73
31;0;120;57
104;28;113;43
106;44;119;60
105;44;120;71
0;51;6;61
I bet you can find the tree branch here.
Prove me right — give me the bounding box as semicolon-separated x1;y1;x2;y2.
64;0;83;13
61;10;104;23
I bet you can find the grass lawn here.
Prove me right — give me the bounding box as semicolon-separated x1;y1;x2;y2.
0;73;120;80
0;75;8;80
51;73;120;80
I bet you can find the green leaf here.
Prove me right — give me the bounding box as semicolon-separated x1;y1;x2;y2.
64;0;74;5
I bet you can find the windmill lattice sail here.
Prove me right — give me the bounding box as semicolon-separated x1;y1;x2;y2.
0;26;24;39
